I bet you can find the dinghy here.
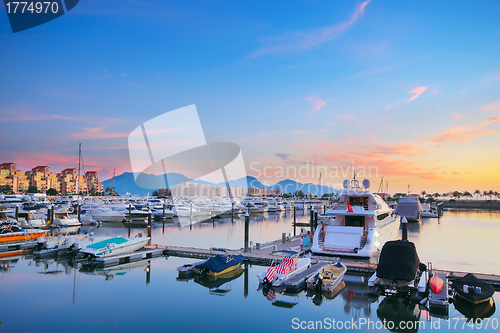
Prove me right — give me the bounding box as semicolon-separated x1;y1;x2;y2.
306;261;347;292
452;273;495;305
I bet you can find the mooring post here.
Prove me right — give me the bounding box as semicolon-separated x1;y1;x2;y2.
323;202;326;215
147;212;152;245
293;206;296;236
15;205;19;222
128;204;132;223
244;262;249;299
146;262;151;285
310;208;314;231
77;204;81;222
401;216;408;241
162;203;165;219
51;206;54;226
314;211;318;232
46;206;51;226
244;212;249;252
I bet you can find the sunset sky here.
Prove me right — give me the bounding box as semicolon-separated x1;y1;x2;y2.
1;0;500;193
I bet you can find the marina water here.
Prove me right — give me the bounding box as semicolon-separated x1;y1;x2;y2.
1;210;499;332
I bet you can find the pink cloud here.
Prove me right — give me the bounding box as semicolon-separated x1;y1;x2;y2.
386;102;399;109
249;0;371;58
480;101;500;111
407;86;427;102
432;116;500;144
305;95;327;114
451;113;466;119
337;114;357;120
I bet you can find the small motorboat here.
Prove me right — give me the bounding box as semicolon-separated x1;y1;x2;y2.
452;273;495;305
257;251;311;287
193;248;244;277
0;219;47;243
194;268;244;295
79;236;150;258
368;240;428;299
306;261;347;292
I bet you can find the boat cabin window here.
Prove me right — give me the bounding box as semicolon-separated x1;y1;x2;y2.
345;215;365;227
377;212;389;220
349;196;369;208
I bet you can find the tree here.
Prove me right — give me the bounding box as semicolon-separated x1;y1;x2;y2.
474;189;481;200
295;189;305;197
452;191;462;200
105;186;117;196
152;190;159;197
483;190;489;200
283;193;293;198
463;191;473;200
89;186;97;196
46;188;58;196
0;185;14;195
27;185;39;193
421;190;427;198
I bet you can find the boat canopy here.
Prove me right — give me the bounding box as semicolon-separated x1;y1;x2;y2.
195;254;244;274
377;240;419;281
395;197;422;219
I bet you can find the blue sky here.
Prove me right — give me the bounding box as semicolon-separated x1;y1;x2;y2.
1;0;500;193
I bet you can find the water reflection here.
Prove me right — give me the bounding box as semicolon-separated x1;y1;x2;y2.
377;296;421;333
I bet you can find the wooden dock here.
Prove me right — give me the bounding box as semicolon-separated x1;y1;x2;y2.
0;240;37;253
165;237;500;291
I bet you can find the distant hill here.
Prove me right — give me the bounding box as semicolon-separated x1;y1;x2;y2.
102;172;340;196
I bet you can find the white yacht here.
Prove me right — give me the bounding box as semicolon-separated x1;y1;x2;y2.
395;196;423;222
79;236;150;258
311;177;399;258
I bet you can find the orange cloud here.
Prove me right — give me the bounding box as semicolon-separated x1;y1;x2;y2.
407;86;427;102
305;95;327;114
249;0;371;58
432;116;500;144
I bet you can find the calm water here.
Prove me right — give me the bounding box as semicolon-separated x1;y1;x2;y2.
1;210;499;332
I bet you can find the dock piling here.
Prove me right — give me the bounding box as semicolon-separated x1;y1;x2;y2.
147;212;152;245
15;205;19;222
77;204;81;222
401;216;408;240
244;212;249;252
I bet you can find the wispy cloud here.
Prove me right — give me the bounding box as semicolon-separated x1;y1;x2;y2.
451;113;466;119
433;114;500;144
305;95;327;114
0;108;123;124
386;101;399;109
480;101;500;112
68;127;130;140
337;114;357;120
407;86;427;102
249;0;371;59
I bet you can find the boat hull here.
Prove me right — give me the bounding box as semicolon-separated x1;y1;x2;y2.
0;231;46;243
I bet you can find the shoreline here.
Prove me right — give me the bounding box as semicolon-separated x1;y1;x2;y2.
441;200;500;211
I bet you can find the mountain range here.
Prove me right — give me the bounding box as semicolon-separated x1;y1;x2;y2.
102;172;340;197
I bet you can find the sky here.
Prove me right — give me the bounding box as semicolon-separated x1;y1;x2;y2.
1;0;500;194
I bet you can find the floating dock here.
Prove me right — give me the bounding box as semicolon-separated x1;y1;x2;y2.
87;245;167;268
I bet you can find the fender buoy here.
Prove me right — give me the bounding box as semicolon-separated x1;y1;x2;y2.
430;276;444;294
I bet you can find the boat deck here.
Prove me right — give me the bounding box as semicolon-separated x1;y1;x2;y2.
284;261;330;290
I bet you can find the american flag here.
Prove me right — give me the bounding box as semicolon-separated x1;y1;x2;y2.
265;266;277;283
265;289;276;301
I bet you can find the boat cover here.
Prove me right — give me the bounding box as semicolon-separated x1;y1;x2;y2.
377;240;419;281
452;273;495;303
195;254;244;274
395;197;422;220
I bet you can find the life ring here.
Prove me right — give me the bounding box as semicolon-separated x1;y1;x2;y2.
5;225;11;231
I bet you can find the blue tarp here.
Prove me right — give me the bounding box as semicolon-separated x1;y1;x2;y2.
194;254;244;274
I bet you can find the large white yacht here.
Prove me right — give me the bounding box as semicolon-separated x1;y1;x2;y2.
311;176;399;258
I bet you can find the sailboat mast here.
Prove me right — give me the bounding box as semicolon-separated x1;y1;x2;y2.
77;143;81;203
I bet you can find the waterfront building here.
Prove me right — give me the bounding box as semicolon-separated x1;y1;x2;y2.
0;163;30;193
85;171;103;193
